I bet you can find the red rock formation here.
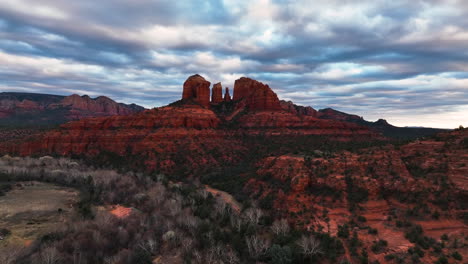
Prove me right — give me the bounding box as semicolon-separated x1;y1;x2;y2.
0;92;144;125
58;94;138;116
317;108;363;122
280;100;318;117
224;87;231;102
233;77;282;111
1;75;383;175
247;129;468;262
182;74;211;107
211;83;223;104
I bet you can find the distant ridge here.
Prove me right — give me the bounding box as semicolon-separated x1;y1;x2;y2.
0;92;145;127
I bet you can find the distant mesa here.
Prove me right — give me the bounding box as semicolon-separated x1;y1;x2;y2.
0;92;145;126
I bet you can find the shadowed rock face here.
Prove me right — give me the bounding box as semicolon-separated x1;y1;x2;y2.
224;87;231;102
211;83;223;104
233;77;282;111
182;74;211;107
280;100;318;117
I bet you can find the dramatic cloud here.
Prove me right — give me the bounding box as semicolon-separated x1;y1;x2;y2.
0;0;466;128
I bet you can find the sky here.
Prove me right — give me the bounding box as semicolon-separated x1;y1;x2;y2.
0;0;467;128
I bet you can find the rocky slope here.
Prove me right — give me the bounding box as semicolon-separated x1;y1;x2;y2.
246;128;467;263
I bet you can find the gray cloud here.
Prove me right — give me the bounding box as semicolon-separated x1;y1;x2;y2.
0;0;467;128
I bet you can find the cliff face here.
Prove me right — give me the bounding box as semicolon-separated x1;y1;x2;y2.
211;83;223;104
182;74;211;107
57;95;141;117
233;77;282;111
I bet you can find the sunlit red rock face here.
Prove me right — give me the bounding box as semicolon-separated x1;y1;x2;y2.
182;74;211;107
58;95;138;117
211;83;223;104
233;77;282;111
248;128;468;263
12;104;248;174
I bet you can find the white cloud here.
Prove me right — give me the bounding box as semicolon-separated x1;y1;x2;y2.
0;0;68;20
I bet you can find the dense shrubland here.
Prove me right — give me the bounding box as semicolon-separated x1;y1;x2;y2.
0;155;346;264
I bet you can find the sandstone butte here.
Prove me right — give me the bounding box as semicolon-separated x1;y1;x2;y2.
3;74;379;174
182;74;211;107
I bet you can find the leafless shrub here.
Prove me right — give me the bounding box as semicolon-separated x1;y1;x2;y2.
244;207;263;226
271;219;290;236
103;255;120;264
245;234;270;259
224;247;240;264
198;189;209;199
40;246;61;264
137;238;158;255
0;245;22;264
181;237;194;255
214;198;227;217
230;214;243;232
296;235;322;257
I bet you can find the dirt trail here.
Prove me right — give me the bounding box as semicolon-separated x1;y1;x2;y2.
205;185;242;213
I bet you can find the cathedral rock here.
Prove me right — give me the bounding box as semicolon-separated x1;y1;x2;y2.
182;74;211;107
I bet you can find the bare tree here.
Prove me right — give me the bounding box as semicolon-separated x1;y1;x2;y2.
192;250;203;264
230;214;243;232
214;198;227;217
244;208;263;226
41;246;61;264
296;235;322;258
181;237;194;255
246;234;270;259
271;219;290;236
103;255;120;264
0;245;22;264
224;247;240;264
138;238;158;255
